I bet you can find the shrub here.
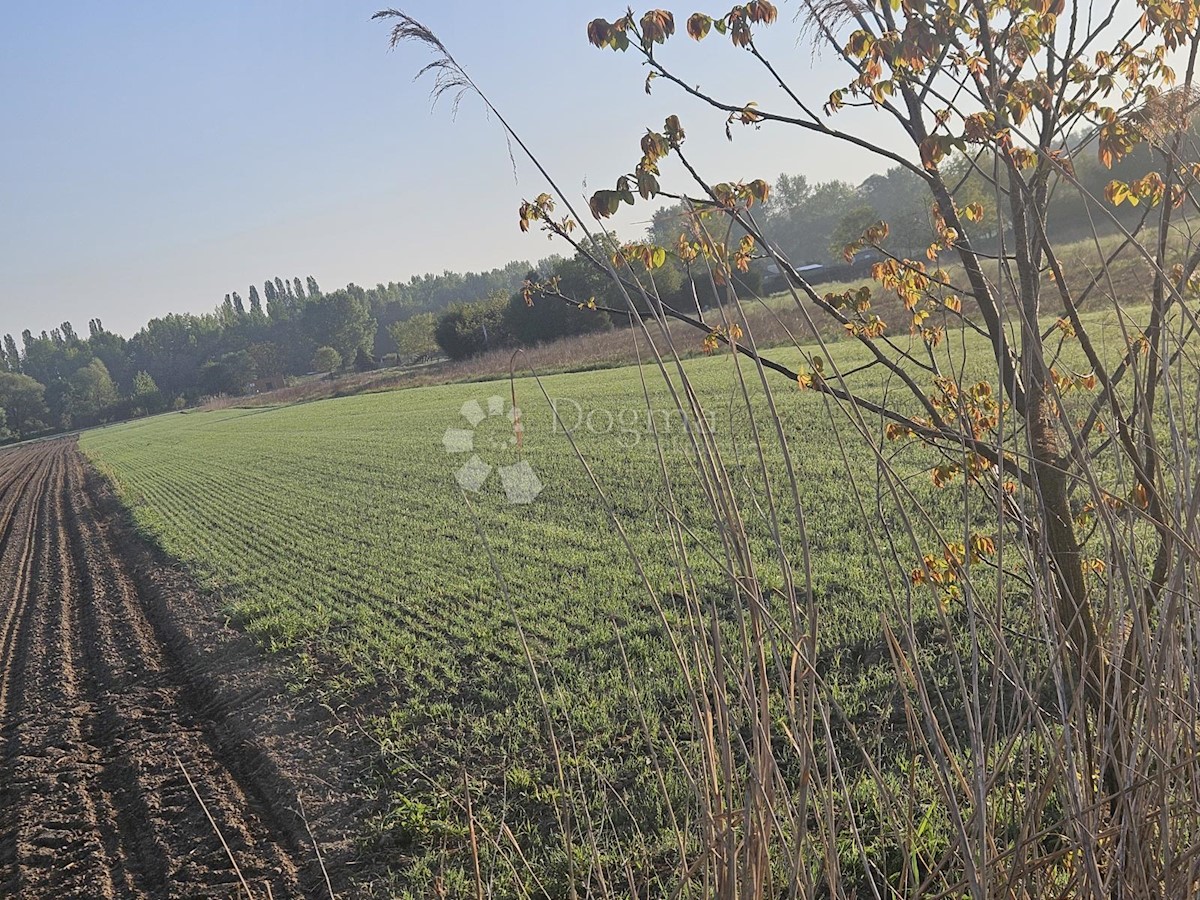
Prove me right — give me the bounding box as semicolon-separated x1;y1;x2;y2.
311;346;342;373
434;292;512;360
505;282;612;345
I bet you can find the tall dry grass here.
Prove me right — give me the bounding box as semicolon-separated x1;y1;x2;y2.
367;9;1200;897
460;245;1200;899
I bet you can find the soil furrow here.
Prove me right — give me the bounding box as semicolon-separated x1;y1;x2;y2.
6;444;122;897
0;437;366;897
0;448;57;730
0;444;60;889
64;449;303;896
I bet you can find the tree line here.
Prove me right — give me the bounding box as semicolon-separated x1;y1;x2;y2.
429;140;1156;361
0;143;1158;441
0;266;528;441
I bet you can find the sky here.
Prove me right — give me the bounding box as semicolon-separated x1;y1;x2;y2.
0;1;902;339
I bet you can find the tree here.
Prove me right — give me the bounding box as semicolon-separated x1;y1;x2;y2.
828;204;882;261
306;275;322;298
2;335;19;373
299;289;376;361
593;5;1200;894
85;321;133;394
353;347;378;371
44;378;74;429
311;345;341;372
388;312;439;362
131;370;162;414
507;266;614;344
128;312;222;399
573;0;1200;707
385;3;1200;893
245;342;283;379
198;350;255;396
218;295;240;329
249;285;264;317
0;372;48;437
265;279;289;321
762;177;861;263
69;358;118;422
293;277;306;301
771;171;810;210
858;165;936;257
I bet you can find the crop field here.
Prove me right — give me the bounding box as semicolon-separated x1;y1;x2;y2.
78;313;1134;895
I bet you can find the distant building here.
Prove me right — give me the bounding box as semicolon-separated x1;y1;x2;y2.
248;375;287;394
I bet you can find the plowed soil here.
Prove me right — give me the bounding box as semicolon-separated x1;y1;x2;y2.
0;438;365;898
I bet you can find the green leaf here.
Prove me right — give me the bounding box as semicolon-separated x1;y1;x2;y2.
589;191;622;219
636;169;660;199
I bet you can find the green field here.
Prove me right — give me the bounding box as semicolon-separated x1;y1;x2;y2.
80;318;1121;895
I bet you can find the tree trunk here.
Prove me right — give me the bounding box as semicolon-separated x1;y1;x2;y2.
1029;386;1105;705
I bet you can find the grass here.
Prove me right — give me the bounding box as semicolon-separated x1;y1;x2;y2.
80;298;1150;896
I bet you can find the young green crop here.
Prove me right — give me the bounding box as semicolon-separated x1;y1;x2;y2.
81;311;1135;895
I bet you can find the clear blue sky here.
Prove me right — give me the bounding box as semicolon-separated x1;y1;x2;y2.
1;1;899;338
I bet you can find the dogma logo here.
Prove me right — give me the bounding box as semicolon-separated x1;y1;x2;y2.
442;395;543;504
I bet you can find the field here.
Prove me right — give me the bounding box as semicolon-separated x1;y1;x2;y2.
77;306;1138;896
0;300;1145;896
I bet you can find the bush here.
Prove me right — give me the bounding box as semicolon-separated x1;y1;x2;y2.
434;292;512;360
353;347;379;372
311;346;342;373
198;350;255;396
505;285;612;345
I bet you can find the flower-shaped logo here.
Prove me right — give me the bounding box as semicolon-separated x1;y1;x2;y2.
442;395;543;504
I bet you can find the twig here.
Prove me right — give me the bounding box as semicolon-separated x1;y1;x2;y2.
174;752;256;900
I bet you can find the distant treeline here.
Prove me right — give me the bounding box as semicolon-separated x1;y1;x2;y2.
0;126;1176;441
0;266;531;442
425;129;1164;363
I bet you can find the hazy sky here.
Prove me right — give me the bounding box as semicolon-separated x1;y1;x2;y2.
1;1;901;339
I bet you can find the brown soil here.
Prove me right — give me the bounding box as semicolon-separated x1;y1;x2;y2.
0;437;372;898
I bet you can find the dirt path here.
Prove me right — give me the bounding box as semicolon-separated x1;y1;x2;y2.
0;438;361;898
